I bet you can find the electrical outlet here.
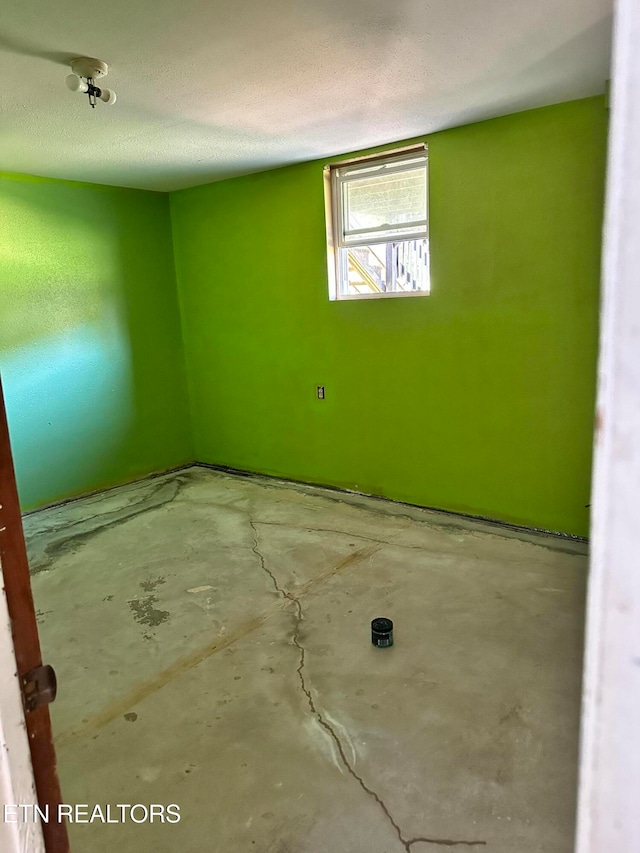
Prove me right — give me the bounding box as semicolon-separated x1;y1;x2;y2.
316;385;325;400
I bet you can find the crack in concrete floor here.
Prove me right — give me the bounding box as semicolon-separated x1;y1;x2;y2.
248;517;487;850
30;469;585;850
51;528;377;748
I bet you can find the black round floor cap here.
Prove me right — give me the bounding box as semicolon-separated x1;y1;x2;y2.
371;617;394;647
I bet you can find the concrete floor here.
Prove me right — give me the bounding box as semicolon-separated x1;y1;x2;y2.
23;466;587;853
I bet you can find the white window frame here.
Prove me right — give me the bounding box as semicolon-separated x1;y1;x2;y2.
324;144;430;301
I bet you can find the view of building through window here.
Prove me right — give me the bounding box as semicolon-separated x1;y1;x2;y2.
343;239;430;295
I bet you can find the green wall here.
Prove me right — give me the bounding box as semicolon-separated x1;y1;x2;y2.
0;173;192;510
171;97;607;537
0;98;606;532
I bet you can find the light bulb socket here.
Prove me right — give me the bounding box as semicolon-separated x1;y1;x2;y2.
65;73;88;93
99;87;117;105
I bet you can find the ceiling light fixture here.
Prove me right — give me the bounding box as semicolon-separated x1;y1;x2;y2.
65;57;116;108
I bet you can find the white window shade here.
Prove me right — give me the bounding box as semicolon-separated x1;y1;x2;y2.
335;151;428;247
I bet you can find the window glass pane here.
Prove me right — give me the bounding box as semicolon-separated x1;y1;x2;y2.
344;167;426;236
338;239;430;297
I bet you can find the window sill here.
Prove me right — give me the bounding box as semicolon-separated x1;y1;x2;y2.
330;290;431;302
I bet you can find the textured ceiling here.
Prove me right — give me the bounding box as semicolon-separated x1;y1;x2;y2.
0;0;612;191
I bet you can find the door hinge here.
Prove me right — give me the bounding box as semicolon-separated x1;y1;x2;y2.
21;664;57;712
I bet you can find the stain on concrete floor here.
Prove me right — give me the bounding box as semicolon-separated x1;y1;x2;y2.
23;467;588;853
128;576;170;632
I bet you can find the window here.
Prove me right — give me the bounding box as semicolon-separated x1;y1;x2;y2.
325;147;429;300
